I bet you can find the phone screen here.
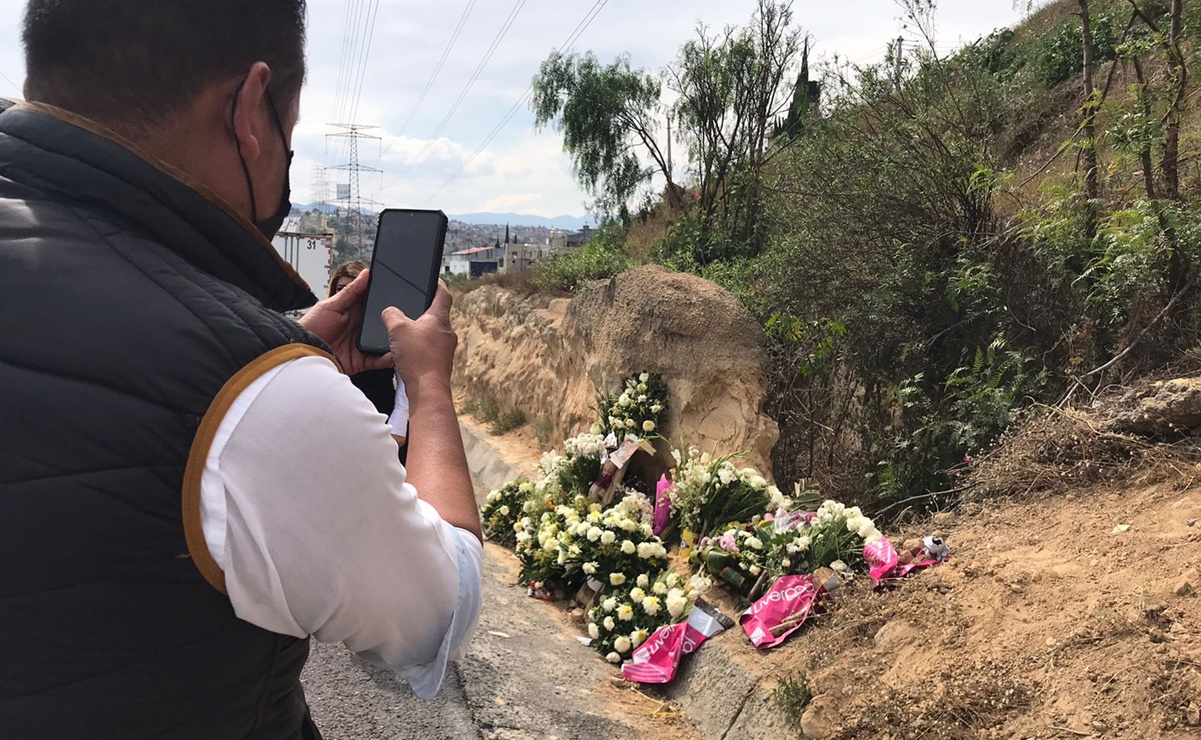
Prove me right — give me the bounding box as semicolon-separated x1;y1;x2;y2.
359;209;447;354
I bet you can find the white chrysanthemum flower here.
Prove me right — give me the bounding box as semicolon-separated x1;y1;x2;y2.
586;526;603;542
515;531;531;544
523;501;535;513
604;616;617;632
749;475;767;489
543;538;559;552
621;540;636;555
619;519;638;533
588;622;600;640
610;572;627;587
652;581;668;595
641;597;662;617
583;562;598;575
629;587;646;604
651;403;662;414
636;542;656;559
498;505;510;517
666;593;688;618
617;604;635;621
642;420;656;433
749;564;762;576
746;537;763;550
631;628;649;648
717;467;735;486
640;372;650;383
614;636;632;654
557;550;567;565
486;491;499;503
606;652;621;664
636;573;650;589
600;531;616;545
602;597;617;612
782;558;792;569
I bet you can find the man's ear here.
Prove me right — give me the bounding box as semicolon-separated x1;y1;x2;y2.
231;62;273;163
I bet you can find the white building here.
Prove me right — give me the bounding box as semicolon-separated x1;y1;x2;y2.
272;221;334;301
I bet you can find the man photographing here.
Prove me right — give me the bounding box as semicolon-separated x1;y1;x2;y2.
0;2;482;738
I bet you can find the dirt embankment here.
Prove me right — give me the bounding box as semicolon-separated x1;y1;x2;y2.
450;265;780;476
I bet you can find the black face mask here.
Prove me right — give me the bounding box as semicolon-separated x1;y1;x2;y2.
232;79;294;240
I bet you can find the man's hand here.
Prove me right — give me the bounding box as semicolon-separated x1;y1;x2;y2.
298;270;393;375
382;282;458;390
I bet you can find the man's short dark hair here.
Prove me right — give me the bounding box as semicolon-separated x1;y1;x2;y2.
23;0;307;128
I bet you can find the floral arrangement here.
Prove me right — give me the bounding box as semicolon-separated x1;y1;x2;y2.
533;433;607;503
690;500;885;599
515;493;670;594
667;448;789;541
596;372;668;438
586;570;711;663
481;480;532;547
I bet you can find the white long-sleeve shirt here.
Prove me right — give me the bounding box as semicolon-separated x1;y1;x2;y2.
197;355;481;700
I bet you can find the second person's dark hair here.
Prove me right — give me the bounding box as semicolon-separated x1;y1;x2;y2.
22;0;307;130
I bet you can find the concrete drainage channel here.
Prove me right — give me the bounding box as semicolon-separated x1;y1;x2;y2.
459;423;798;740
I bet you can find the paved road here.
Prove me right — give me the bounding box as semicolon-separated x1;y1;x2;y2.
301;480;654;740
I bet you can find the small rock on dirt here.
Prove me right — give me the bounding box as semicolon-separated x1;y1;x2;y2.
933;511;957;526
1112;524;1132;534
1174;571;1198;596
800;695;840;739
1185;702;1201;727
873;619;917;650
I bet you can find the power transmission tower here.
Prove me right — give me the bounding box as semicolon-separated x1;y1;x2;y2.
327;123;383;261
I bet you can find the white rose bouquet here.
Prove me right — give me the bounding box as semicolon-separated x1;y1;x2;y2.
566;493;669;592
586;570;708;664
596;372;668;439
481;480;533;547
515;494;670;595
667;448;790;541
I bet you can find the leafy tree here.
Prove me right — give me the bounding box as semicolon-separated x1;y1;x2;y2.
531;52;679;220
668;0;802;262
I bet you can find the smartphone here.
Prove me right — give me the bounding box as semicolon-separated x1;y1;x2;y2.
356;208;449;355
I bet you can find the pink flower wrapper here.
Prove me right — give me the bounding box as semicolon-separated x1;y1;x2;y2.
739;574;827;650
621;599;732;684
653;475;674;536
863;537;945;585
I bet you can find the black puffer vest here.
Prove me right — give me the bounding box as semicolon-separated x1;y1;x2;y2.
0;105;329;739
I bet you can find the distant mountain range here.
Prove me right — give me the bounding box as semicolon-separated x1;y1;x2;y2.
294;203;593;230
449;212;594;230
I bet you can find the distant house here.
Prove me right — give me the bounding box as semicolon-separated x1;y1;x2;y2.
502;225;596;274
565;225;595;248
444;244;503;278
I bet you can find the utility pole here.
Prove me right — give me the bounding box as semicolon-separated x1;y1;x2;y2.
327;123;383;261
893;37;904;91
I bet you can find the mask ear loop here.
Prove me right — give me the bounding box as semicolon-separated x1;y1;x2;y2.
230;75;259;222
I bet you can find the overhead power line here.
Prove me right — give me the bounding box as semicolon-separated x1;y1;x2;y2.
385;0;529;184
395;0;480;141
0;68;20;96
417;0;609;206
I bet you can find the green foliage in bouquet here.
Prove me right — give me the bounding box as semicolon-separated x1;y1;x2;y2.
596;372;668;438
586;570;708;664
481;480;534;547
667;448;789;541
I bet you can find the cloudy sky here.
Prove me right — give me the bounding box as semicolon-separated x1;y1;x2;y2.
0;1;1036;218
